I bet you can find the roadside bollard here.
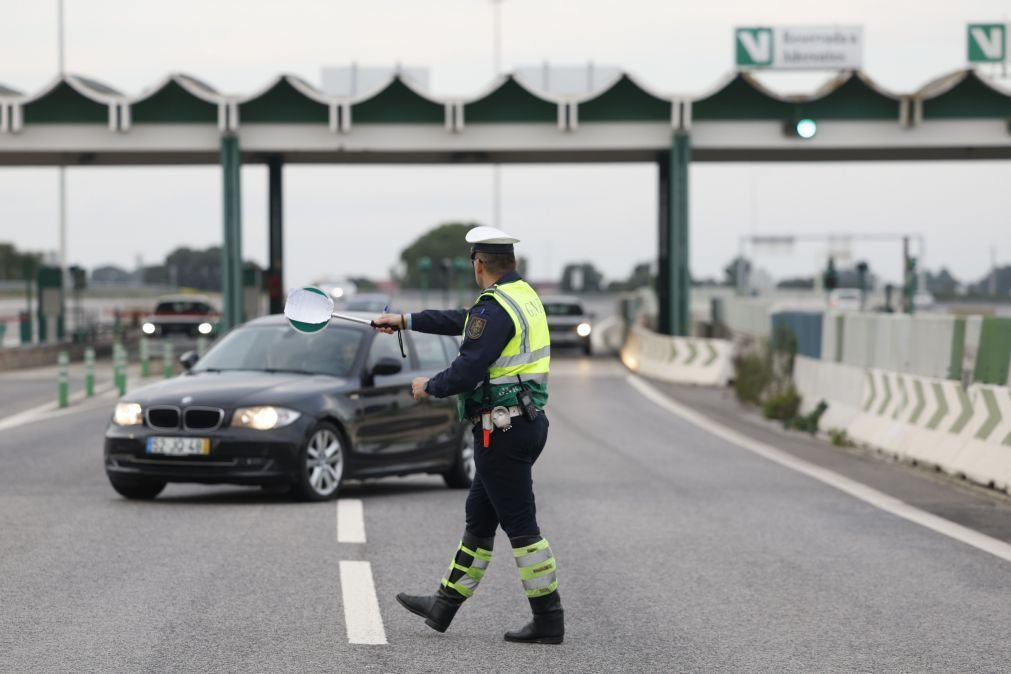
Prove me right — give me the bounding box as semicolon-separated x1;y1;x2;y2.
163;341;173;379
84;347;95;397
197;336;208;357
115;343;127;396
140;337;150;378
57;351;69;408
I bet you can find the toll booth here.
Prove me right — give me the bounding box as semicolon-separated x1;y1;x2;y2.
36;266;64;343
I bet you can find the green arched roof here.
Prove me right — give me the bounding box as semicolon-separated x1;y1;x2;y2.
463;76;558;124
131;74;220;124
918;69;1011;119
576;74;671;123
239;75;330;124
797;72;902;120
3;68;1010;130
690;71;903;122
21;75;120;124
691;73;794;121
350;76;444;124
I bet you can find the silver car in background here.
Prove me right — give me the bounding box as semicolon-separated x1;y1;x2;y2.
541;295;593;355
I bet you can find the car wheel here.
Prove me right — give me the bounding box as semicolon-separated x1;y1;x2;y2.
108;476;166;500
294;422;346;501
443;428;476;489
582;341;592;356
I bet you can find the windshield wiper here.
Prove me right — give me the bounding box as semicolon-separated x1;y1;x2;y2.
262;368;316;375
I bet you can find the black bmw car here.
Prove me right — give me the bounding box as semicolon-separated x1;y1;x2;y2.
104;314;473;501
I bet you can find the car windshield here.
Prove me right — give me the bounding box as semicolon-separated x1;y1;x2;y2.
193;325;363;377
155;301;212;315
543;303;584;317
347;300;389;313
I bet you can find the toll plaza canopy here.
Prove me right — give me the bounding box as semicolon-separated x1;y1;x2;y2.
2;68;1009;336
1;68;1010;164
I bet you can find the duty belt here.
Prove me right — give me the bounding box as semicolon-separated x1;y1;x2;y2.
470;405;528;426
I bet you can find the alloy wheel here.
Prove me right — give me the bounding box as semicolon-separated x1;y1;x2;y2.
305;428;343;497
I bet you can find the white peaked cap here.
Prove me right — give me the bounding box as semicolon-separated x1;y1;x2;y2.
465;226;520;245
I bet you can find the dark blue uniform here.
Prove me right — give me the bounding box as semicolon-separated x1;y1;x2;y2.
409;269;549;540
411;270;518;399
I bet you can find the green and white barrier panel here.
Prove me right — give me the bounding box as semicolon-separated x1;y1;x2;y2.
796;357;1011;493
620;325;733;386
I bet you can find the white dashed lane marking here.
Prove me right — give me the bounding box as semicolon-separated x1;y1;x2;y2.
339;561;388;645
337;498;366;543
336;498;387;644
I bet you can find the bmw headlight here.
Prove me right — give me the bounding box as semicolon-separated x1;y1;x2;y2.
114;402;143;426
576;322;592;338
231;406;301;431
142;322;156;335
198;322;213;335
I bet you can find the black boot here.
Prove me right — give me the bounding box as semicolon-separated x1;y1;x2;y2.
398;531;495;634
504;591;564;645
396;587;464;633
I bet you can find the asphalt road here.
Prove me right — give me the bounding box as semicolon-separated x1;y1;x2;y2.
2;357;1011;673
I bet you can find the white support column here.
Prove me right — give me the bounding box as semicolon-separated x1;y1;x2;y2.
328;103;339;133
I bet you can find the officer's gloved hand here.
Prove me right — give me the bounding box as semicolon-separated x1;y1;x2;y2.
372;313;404;334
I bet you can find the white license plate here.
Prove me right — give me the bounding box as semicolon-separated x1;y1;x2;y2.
147;436;210;456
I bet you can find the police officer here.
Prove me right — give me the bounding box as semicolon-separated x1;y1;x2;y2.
372;226;562;645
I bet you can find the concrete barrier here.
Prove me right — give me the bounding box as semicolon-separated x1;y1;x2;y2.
796;356;1011;493
591;315;626;355
621;325;732;386
793;355;864;431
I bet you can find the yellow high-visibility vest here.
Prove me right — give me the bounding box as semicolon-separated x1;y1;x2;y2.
460;278;550;415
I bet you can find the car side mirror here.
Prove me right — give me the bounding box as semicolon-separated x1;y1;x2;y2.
371;356;402;377
179;350;199;371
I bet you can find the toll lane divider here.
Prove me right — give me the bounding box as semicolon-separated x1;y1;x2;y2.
794;355;1011;493
620;325;733;386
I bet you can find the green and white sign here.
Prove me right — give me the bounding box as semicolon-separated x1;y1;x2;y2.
967;23;1006;63
736;27;774;67
735;25;863;70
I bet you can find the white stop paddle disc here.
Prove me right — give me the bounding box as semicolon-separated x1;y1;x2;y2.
285;287;334;333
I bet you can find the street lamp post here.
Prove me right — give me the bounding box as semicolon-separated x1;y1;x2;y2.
491;0;503;229
57;0;67;338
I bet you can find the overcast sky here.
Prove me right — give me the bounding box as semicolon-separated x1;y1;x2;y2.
1;0;1009;287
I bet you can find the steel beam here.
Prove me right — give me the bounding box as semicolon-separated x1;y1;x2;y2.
220;135;243;331
658;132;690;336
267;156;284;314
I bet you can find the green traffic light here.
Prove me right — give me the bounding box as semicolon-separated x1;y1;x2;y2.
796;118;817;139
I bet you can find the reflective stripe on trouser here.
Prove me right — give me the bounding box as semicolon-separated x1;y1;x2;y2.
441;536;494;599
512;537;558;598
